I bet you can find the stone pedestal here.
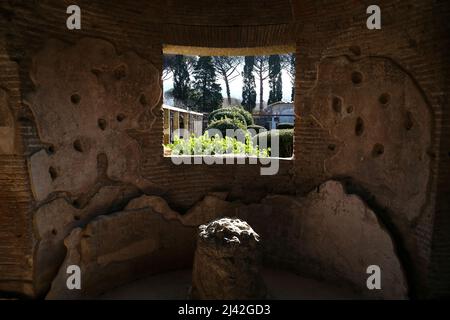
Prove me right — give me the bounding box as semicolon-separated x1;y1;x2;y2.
191;217;266;300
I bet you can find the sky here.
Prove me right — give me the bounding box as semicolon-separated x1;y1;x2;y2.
163;59;294;107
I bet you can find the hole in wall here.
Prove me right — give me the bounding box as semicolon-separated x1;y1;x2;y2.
73;139;83;152
379;93;390;105
74;215;81;221
48;167;57;181
355;117;364;136
351;71;363;85
328;144;336;151
405;111;414;130
139;93;147;106
70;93;81;105
116;114;126;122
372;143;384;157
98;119;107;130
46;145;55;155
332;96;342;113
72;199;81;208
347;106;353;113
51;229;57;236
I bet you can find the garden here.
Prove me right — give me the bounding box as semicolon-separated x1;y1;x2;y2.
163;106;294;158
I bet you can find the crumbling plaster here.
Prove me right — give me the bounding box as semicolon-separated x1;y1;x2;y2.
45;181;407;299
22;37;434;299
27;38;162;202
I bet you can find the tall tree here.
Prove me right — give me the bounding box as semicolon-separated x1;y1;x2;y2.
268;54;283;105
241;56;257;112
191;56;223;113
213;56;241;105
162;54;176;80
253;56;270;111
172;55;191;107
282;53;296;102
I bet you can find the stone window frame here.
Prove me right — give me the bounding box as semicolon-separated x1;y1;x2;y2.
161;44;297;161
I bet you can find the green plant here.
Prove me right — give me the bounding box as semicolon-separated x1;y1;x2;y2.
232;106;254;126
207;106;254;126
206;118;248;137
276;122;294;129
253;129;293;157
163;132;270;157
208;109;247;127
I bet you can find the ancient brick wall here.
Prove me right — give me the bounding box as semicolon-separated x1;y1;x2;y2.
0;0;448;298
291;0;450;298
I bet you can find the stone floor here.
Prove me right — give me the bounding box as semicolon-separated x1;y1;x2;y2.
99;268;360;300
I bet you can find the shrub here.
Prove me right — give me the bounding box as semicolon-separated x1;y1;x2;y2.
208;106;254;126
232;106;254;126
247;124;267;136
208;109;247;127
206;118;247;137
163;132;269;157
253;129;293;157
276;122;294;129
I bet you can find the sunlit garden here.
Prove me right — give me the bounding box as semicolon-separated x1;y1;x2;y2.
162;54;295;158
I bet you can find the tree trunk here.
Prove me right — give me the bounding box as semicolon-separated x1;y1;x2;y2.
259;69;263;111
224;76;231;106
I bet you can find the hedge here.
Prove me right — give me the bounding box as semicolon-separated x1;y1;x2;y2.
206;118;247;137
208;106;254;126
208;109;247;126
253;129;293;157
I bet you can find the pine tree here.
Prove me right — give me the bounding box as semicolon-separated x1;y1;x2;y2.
172;55;191;107
241;56;257;112
162;54;176;80
253;56;270;111
268;54;283;105
191;56;223;113
213;56;241;106
285;53;296;102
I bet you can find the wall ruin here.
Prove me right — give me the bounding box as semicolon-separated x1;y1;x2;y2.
0;0;448;299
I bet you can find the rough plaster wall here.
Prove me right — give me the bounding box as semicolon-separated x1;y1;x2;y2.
33;184;141;296
303;55;432;238
23;38;166;296
292;0;449;297
46;201;196;299
0;0;448;298
46;182;407;299
240;181;408;299
27;38;161;202
21;35;295;297
295;55;433;297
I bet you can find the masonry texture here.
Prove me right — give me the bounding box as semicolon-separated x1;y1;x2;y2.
0;0;449;299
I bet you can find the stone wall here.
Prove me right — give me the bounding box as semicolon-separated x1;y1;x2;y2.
44;182;407;299
0;0;448;298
